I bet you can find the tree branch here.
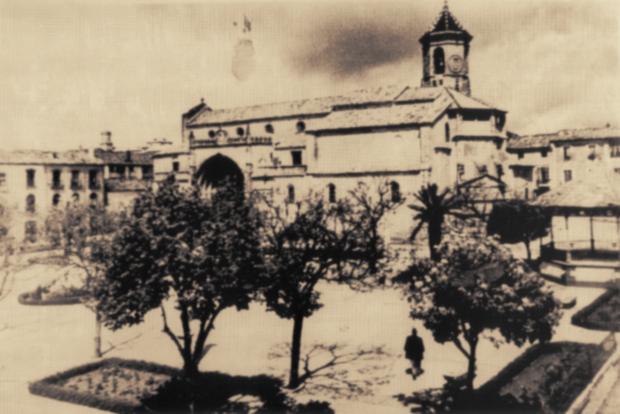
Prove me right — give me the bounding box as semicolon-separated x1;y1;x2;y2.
160;306;184;357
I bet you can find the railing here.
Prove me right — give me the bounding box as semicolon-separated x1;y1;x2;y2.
50;182;64;190
70;183;83;191
541;241;620;262
192;136;273;148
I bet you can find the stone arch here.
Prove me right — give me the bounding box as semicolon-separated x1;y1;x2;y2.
195;153;244;190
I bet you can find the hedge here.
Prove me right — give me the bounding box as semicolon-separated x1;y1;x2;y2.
571;289;620;331
29;358;179;414
18;292;83;306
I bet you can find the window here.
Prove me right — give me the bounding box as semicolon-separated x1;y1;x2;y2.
287;185;295;203
52;194;61;207
588;144;597;160
328;183;336;203
52;169;62;189
89;170;99;190
90;193;98;205
457;163;465;178
296;121;306;133
538;167;550;184
433;47;445;74
208;130;216;138
71;170;80;190
265;124;274;134
26;194;36;213
26;169;36;188
563;146;571;161
513;166;533;181
390;181;401;203
541;149;548;158
72;193;80;202
477;165;488;175
0;172;6;189
615;168;620;175
444;123;450;143
24;221;38;243
172;161;180;172
518;151;524;159
564;170;573;182
142;165;153;179
291;151;303;166
236;127;245;136
495;164;504;178
611;144;620;158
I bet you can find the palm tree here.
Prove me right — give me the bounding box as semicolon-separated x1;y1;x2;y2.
409;184;468;261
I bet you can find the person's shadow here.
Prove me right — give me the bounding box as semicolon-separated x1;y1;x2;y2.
405;367;425;381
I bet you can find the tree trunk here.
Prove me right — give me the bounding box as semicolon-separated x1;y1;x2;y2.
288;313;305;389
428;216;443;261
465;340;478;392
94;311;102;358
524;239;532;262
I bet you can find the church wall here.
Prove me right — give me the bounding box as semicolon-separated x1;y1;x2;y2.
310;129;422;175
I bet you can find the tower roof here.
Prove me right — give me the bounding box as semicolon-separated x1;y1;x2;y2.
420;2;472;43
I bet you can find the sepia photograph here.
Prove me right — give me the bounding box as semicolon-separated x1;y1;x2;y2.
0;0;619;413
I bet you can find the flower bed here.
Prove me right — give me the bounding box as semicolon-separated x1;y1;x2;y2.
572;289;620;331
18;285;86;306
479;339;616;414
29;358;177;414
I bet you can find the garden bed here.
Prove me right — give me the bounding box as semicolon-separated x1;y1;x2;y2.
18;286;85;305
572;289;620;331
30;358;333;414
29;358;176;414
479;338;616;413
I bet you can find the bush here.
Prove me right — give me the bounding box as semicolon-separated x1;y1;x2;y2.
571;289;620;331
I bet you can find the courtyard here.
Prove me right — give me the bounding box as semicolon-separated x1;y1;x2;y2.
0;255;610;413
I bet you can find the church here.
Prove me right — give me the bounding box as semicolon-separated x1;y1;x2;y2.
153;4;509;209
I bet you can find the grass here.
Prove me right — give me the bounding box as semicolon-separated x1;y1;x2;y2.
572;289;620;331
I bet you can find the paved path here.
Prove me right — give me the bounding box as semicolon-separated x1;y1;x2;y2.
0;259;608;413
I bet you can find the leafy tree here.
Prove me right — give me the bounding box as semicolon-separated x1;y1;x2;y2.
487;200;550;261
400;225;562;392
94;180;265;378
44;203;122;356
409;184;471;261
262;183;399;388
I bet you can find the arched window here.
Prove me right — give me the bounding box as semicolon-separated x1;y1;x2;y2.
72;193;80;203
296;121;306;133
26;194;36;213
90;193;98;205
328;183;336;203
52;194;61;207
390;181;401;203
265;124;274;134
445;123;450;143
433;47;445;74
25;221;37;243
287;185;295;203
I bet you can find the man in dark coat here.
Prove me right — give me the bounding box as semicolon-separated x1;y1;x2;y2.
404;328;425;376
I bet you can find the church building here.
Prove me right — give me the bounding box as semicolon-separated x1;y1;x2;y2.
154;4;509;212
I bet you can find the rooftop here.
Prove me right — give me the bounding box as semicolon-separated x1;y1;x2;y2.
507;126;620;150
93;149;155;165
534;172;620;210
0;149;101;165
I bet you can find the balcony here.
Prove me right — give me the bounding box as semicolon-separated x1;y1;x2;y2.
50;182;64;191
70;182;84;191
88;181;102;191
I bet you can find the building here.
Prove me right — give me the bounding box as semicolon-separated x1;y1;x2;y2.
154;4;508;239
506;127;620;199
0;150;104;245
93;131;156;211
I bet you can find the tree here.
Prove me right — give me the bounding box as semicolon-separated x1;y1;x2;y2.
487;200;550;261
400;225;562;391
44;202;122;357
262;183;398;389
94;180;266;378
409;184;470;261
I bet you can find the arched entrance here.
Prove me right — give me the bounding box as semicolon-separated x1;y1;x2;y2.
195;154;244;191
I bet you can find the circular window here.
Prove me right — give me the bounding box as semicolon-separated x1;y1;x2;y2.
265;124;274;134
236;127;245;137
208;130;215;138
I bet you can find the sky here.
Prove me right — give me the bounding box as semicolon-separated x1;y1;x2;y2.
0;0;618;151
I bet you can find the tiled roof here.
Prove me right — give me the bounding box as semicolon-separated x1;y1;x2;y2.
445;88;502;111
306;93;453;132
0;149;101;165
105;178;151;192
533;172;620;209
94;149;155;165
507;126;620;150
431;3;468;33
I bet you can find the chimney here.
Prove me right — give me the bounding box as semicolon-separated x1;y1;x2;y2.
100;131;114;151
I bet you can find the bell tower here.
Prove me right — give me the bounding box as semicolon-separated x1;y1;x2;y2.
420;2;472;95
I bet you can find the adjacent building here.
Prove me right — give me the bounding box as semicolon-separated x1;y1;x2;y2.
0;150;104;244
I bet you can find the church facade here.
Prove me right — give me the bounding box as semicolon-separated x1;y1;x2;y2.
154;5;509;216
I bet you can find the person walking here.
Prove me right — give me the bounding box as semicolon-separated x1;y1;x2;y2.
404;328;425;377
